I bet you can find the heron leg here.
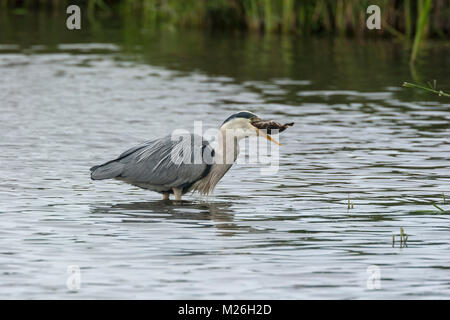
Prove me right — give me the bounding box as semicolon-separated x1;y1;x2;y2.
162;193;170;200
172;188;182;201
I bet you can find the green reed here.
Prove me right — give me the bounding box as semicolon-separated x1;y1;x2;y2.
410;0;432;63
393;227;408;248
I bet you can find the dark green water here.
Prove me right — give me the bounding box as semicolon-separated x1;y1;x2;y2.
0;11;449;299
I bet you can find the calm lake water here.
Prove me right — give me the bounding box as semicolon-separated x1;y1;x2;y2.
0;12;449;299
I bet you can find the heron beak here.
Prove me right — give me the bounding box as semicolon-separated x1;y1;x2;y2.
255;127;282;146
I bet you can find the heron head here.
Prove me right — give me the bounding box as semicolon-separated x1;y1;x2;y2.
220;111;281;146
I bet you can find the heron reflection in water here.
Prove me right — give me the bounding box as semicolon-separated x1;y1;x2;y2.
90;111;293;200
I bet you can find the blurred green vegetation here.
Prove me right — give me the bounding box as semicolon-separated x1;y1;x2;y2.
1;0;449;38
1;0;448;67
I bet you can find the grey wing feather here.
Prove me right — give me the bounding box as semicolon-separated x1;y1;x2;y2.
90;162;124;180
89;140;153;180
90;134;213;190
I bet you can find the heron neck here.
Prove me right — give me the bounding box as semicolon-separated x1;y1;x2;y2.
214;128;240;165
190;128;239;196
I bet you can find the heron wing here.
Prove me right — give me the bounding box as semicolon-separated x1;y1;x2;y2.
91;134;214;189
89;140;154;180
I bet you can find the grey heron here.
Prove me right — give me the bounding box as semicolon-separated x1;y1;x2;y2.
90;111;292;200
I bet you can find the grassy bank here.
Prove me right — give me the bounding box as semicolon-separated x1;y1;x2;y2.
1;0;449;38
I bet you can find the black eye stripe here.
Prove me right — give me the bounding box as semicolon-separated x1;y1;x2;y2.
222;111;258;125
